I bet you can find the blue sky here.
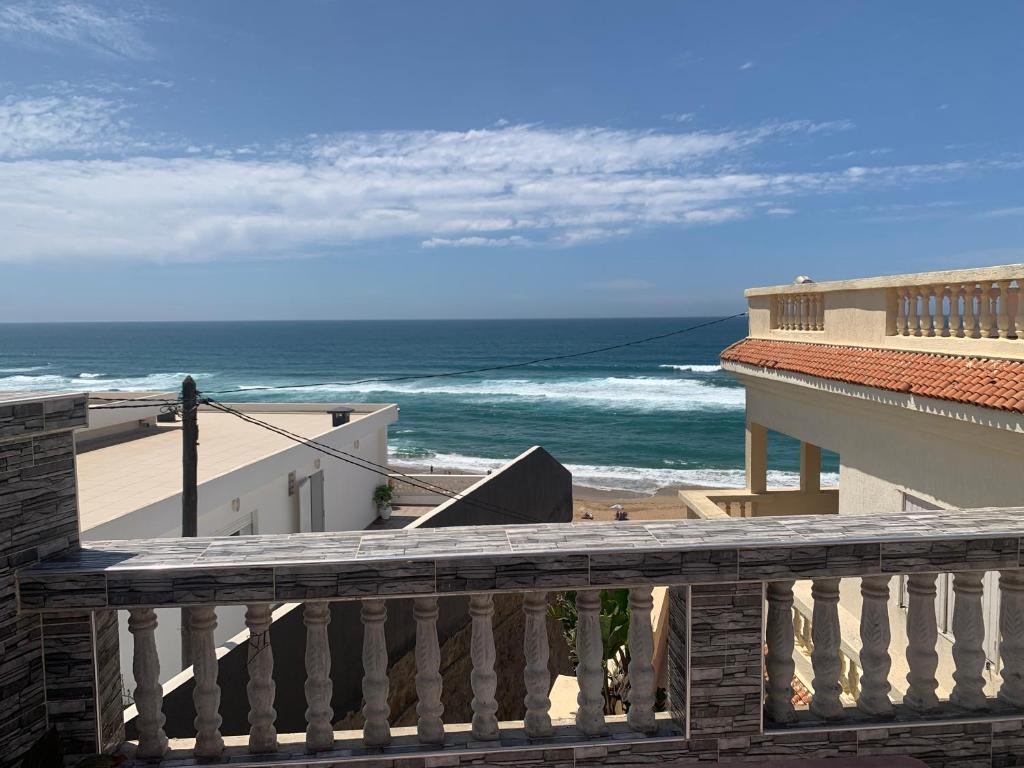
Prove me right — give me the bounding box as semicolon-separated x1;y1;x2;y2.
1;1;1023;321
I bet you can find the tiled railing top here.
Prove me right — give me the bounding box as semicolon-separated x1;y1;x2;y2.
17;508;1024;611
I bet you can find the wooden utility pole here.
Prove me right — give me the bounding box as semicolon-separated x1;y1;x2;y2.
180;375;199;666
181;375;199;537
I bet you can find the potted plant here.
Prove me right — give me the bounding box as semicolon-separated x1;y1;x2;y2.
373;483;394;520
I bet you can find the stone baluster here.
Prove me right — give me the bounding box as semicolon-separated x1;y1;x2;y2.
469;594;500;741
799;296;809;331
949;284;963;338
361;599;391;747
246;604;277;753
414;597;445;745
128;608;168;759
904;573;940;711
950;571;988;710
765;581;797;724
523;591;553;738
1014;282;1024;340
809;578;845;719
997;280;1013;338
962;284;978;338
979;284;994;338
998;570;1024;706
908;288;920;336
304;602;334;751
895;288;908;335
857;576;893;715
815;295;825;330
939;286;952;337
189;606;224;758
923;286;936;337
576;590;608;735
626;587;657;734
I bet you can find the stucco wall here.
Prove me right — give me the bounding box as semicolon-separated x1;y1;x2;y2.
96;407;396;689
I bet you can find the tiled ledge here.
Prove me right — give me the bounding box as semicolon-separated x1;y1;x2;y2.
16;508;1024;611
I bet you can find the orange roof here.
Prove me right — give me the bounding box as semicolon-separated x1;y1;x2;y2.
721;338;1024;415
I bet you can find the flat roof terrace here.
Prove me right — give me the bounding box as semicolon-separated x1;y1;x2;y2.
76;400;393;532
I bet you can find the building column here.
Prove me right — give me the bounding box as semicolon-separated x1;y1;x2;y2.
745;421;768;494
800;442;822;494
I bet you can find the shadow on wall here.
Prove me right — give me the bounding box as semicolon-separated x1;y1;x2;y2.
137;444;573;738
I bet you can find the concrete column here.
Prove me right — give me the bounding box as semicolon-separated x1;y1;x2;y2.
667;583;764;738
799;442;822;494
745;421;768;494
0;394;124;767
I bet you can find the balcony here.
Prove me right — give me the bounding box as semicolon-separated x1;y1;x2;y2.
16;507;1024;767
679;486;839;519
746;264;1024;360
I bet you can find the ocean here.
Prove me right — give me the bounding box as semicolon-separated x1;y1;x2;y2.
0;318;837;493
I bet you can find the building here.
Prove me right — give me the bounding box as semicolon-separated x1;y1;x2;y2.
76;395;398;686
682;263;1024;706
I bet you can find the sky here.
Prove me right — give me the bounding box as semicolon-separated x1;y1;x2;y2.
1;2;1023;321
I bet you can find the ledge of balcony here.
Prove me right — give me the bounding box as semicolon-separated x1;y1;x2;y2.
744;263;1024;297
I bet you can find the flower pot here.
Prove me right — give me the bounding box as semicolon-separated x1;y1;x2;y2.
380;505;392;520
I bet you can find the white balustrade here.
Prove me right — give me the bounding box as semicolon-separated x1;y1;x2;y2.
950;571;988;710
774;294;824;331
189;606;224;758
304;602;334;751
809;578;844;720
361;599;391;747
246;603;277;753
469;593;500;740
522;591;553;738
904;573;940;711
891;279;1022;340
857;576;893;715
414;596;445;745
575;590;608;735
999;570;1024;706
626;587;657;734
765;581;797;723
128;608;168;759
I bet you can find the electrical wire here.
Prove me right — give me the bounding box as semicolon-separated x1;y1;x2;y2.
198;313;746;395
203;398;545;524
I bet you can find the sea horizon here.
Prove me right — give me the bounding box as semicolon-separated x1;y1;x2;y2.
0;317;838;495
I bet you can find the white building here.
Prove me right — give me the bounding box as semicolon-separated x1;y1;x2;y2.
75;394;399;685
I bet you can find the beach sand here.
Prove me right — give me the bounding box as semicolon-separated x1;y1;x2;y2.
391;460;702;522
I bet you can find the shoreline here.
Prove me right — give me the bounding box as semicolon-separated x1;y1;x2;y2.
389;459;726;521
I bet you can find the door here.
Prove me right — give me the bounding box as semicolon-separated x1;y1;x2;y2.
310;470;325;532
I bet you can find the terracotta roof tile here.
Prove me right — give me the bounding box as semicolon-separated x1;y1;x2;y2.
721;339;1024;415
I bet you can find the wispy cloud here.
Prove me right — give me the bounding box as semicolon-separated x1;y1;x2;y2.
979;206;1024;218
0;94;129;157
739;61;754;70
0;2;154;59
0;118;1012;264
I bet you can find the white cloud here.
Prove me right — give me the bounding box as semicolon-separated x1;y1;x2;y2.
0;120;1009;264
0;95;128;157
0;2;153;59
421;236;530;248
739;61;754;70
980;206;1024;218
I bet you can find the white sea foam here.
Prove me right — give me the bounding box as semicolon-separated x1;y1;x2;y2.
0;365;50;373
391;450;839;495
0;371;207;392
658;364;722;373
243;376;745;412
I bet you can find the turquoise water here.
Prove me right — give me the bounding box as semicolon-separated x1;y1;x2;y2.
0;319;836;492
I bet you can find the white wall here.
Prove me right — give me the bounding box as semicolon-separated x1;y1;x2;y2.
90;405;398;687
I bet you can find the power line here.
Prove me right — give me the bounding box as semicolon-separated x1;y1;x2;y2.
203;398;543;524
198;313;746;396
88;400;182;410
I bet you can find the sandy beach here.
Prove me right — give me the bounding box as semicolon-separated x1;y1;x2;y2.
391;459;709;522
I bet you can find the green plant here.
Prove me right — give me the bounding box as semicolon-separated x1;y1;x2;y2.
549;589;632;714
373;483;393;508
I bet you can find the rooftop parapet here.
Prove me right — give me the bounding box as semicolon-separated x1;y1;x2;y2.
744;263;1024;360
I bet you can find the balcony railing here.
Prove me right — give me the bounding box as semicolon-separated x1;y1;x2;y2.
15;507;1024;767
747;264;1024;358
679;487;839;519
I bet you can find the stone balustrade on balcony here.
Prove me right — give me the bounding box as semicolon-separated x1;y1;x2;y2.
746;264;1024;359
15;507;1024;767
